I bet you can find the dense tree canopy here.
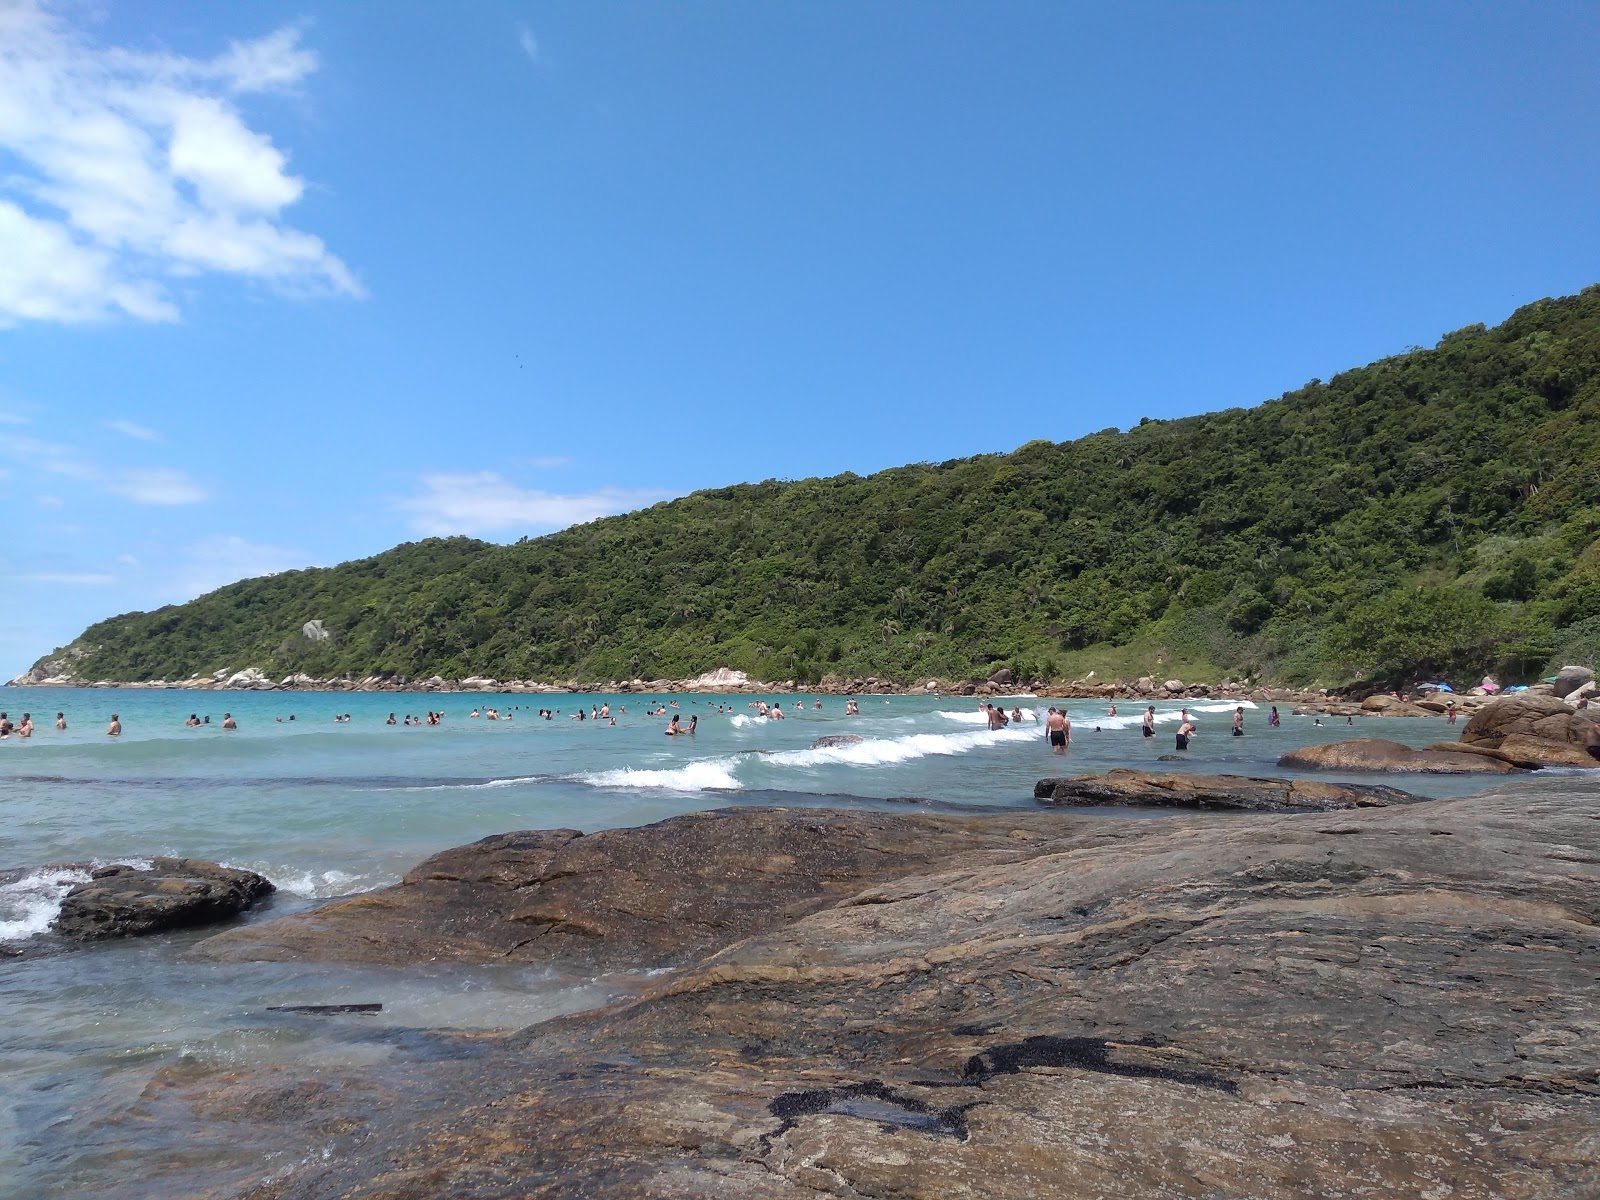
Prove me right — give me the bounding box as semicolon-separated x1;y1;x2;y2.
38;286;1600;689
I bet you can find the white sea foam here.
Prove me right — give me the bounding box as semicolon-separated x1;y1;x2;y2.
576;758;744;793
766;724;1038;769
258;867;389;899
937;707;1038;725
729;714;762;729
0;867;91;942
398;775;544;792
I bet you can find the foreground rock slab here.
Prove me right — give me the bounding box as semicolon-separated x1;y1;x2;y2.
53;858;274;940
192;808;1093;971
1034;767;1423;811
108;782;1600;1199
1277;736;1521;773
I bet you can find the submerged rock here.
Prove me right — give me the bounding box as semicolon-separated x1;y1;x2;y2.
53;858;274;940
1035;768;1421;811
1276;737;1520;773
127;783;1600;1199
810;734;865;749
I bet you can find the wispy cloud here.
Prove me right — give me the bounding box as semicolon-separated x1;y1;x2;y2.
0;2;360;326
517;24;539;62
526;454;571;468
396;471;672;537
112;467;208;505
0;430;208;505
172;534;304;599
106;418;162;442
0;412;30;425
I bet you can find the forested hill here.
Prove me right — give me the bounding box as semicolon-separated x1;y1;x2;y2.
33;286;1600;689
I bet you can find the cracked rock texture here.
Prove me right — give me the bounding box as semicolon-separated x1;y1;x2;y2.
136;784;1600;1197
1033;767;1425;810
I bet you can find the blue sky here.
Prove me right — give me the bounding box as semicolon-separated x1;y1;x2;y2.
2;1;1598;677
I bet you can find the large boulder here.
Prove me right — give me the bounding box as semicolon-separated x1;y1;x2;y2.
1552;665;1595;700
1034;768;1421;811
1458;695;1598;767
52;858;274;940
1277;738;1519;774
118;786;1600;1199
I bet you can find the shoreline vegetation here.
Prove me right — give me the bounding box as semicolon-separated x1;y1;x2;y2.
14;286;1600;697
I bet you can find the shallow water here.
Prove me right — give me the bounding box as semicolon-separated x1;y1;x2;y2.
0;686;1490;1194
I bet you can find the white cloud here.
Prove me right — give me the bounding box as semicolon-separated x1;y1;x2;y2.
517;25;539;62
172;534;304;599
0;2;359;326
107;418;162;441
0;430;207;504
397;472;673;537
112;467;208;505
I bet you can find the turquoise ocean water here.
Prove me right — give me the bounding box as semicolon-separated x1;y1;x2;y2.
0;686;1492;1195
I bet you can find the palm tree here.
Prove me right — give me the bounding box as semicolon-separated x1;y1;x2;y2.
880;619;901;647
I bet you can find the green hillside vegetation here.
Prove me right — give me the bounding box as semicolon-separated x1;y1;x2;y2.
39;286;1600;690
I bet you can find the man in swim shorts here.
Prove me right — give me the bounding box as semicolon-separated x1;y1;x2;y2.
1175;717;1195;751
1142;706;1156;738
1232;707;1244;737
1046;707;1070;754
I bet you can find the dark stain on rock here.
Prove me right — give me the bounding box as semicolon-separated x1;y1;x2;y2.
963;1035;1238;1093
765;1080;978;1142
953;1021;1003;1037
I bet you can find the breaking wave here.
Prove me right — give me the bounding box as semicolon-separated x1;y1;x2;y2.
575;758;744;792
0;867;92;942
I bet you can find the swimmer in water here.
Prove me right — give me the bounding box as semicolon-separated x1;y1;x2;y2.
222;713;237;730
1142;706;1156;738
107;713;121;736
665;714;682;736
1175;717;1195;751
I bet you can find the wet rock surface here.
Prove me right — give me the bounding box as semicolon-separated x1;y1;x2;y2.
1276;736;1521;773
52;858;274;941
809;733;865;748
191;808;1089;971
105;781;1600;1199
1034;767;1423;811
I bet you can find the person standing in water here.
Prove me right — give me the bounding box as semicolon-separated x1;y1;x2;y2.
107;714;121;736
1175;716;1196;751
1141;706;1156;738
56;712;67;730
1268;706;1280;728
222;713;237;730
1046;707;1070;754
18;713;34;738
1232;707;1244;737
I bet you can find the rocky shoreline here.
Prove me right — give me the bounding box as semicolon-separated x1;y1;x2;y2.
67;775;1600;1199
8;658;1574;718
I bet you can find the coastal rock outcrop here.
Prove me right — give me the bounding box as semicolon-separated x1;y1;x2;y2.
1276;737;1520;773
1456;694;1598;767
125;782;1600;1199
190;809;1084;970
1034;767;1422;811
1552;665;1594;698
53;858;274;941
